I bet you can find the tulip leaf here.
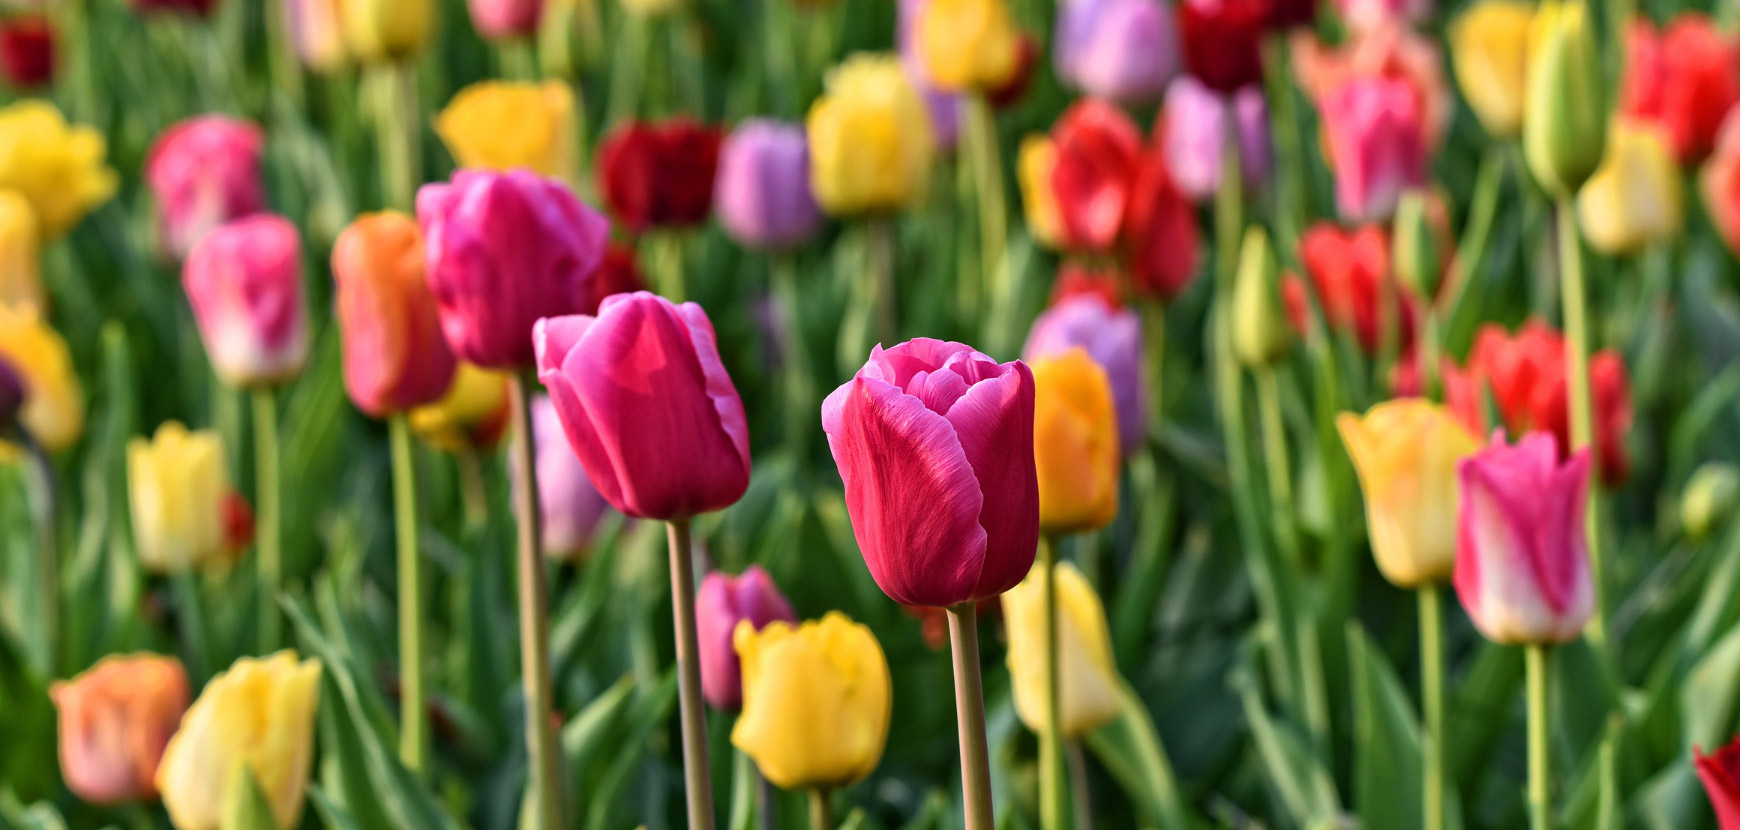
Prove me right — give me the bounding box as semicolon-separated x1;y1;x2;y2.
220;762;278;830
1084;680;1193;829
1348;624;1423;830
1232;642;1340;827
582;668;677;830
307;784;368;830
1683;619;1740;753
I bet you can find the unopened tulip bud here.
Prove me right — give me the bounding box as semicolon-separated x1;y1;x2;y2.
1392;190;1440;298
1339;400;1479;587
1683;463;1740;543
129;422;243;574
182;215;309;389
1523;0;1606;197
806;55;937;216
1232;226;1290;369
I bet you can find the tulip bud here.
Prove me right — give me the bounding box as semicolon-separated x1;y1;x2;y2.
145;116;267;262
714;120;825;251
468;0;543;39
731;613;891;790
1023;294;1146;455
1032;348;1119;534
1338;400;1479;587
284;0;349;72
1449;0;1533;140
0;188;43;312
183;215;309;389
156;651;321;830
1392;190;1440;298
0;304;84;456
341;0;433;63
1522;0;1605;197
1054;0;1178;104
408;363;512;452
0;15;54;90
1231;227;1291;369
0;101;118;239
806;54;937;216
1683;463;1740;543
1576;122;1683;256
696;565;797;709
435;81;579;182
1695;736;1740;830
1178;0;1266;93
334;212;457;417
51;654;190;805
129;422;243;573
918;0;1024;92
508;395;617;558
596;118;724;232
1002;561;1121;737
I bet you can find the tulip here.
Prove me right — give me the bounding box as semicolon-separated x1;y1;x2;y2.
341;0;433;63
284;0;348;72
1054;0;1178;104
0;101;116;239
333;212;457;417
917;0;1024;92
1336;400;1479;587
596;119;724;232
435;81;578;182
1522;0;1605;196
1294;25;1451;152
145;116;267;261
1023;294;1146;454
1048;99;1142;251
1339;0;1426;33
1697;736;1740;830
696;565;797;709
182;215;309;389
1030;348;1119;534
1162;77;1273;200
0;189;41;311
1231;227;1291;369
417;169;611;369
1017;135;1065;247
731;612;891;790
713;120;824;251
1453;432;1594;645
408;363;512;452
1576;122;1683;256
1002;561;1120;737
130;0;218;15
468;0;542;39
534;292;751;520
1296;223;1416;354
1683;463;1739;543
807;54;937;216
1449;0;1532;140
0;304;83;454
1320;77;1428;223
1178;0;1267;93
509;395;617;558
1619;15;1739;164
156;651;322;830
1705;109;1740;256
1049;261;1126;308
1391;190;1441;298
898;0;965;150
1123;129;1202;300
0;15;53;89
128;422;245;573
50;654;190;805
821;338;1039;607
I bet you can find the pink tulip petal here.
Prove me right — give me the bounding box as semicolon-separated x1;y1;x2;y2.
943;361;1040;598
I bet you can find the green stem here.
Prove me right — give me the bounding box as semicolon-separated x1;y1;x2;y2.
1254;367;1299;566
16;428;58;675
1039;536;1068;830
456;447;490;539
508;373;562;830
947;602;995;829
965;92;1007;337
1526;645;1551;830
1556;199;1606;651
1140;299;1166;442
264;0;304;109
1420;310;1442;403
389;415;425;772
1067;740;1094;830
772;255;814;456
1441;149;1505;352
252;388;282;652
656;233;688;304
499;38;539;81
808;789;832;830
373;62;421;212
667;518;716;830
867;217;897;347
1420;586;1445;830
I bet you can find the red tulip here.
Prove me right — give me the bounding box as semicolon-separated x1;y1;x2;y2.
1619;15;1740;164
534;292;751;520
821;339;1039;608
0;16;53;89
1179;0;1269;93
1698;736;1740;830
1704;108;1740;255
1049;99;1144;252
1049;261;1125;308
1294;223;1415;354
596;119;724;233
1122;127;1202;301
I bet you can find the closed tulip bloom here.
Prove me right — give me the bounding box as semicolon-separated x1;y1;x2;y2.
1031;348;1119;534
284;0;348;72
0;101;116;239
0;189;41;311
156;652;321;830
1523;0;1605;196
535;292;750;519
1320;77;1427;223
1162;77;1273;200
807;54;936;215
468;0;542;39
0;15;53;89
0;304;83;454
1050;99;1142;251
509;395;617;558
1018;136;1066;247
129;422;241;573
1449;0;1533;139
341;0;432;63
696;565;797;709
1294;23;1452;150
1683;463;1740;543
145;116;266;261
918;0;1023;92
435;81;578;181
1024;295;1145;453
713;120;824;250
1619;15;1739;164
1178;0;1268;93
597;119;724;232
1124;130;1202;300
1337;400;1479;587
1705;109;1740;256
418;169;611;369
51;654;190;805
1054;0;1177;104
408;362;512;452
1697;737;1740;830
1002;561;1121;737
731;612;891;790
1576;122;1683;256
1231;226;1291;368
1296;223;1416;354
334;212;457;417
183;215;309;388
822;339;1039;607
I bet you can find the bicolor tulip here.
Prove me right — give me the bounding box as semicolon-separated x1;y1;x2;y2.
731;612;891;790
1231;226;1291;369
0;15;53;89
1123;129;1202;300
821;338;1039;607
917;0;1024;92
807;54;936;216
0;101;117;238
1161;77;1272;200
129;422;246;573
50;654;190;804
1293;222;1415;354
713;120;824;251
435;81;578;182
333;211;457;417
596;119;724;232
1683;463;1739;543
1002;561;1121;737
0;304;83;454
1293;24;1451;149
1618;15;1739;164
340;0;432;63
417;169;611;369
1337;400;1479;588
182;215;309;388
1017;135;1065;247
1705;109;1740;256
145;115;266;261
696;565;797;709
1696;736;1740;830
285;0;348;72
1023;294;1146;454
1031;348;1119;534
1576;122;1683;256
468;0;542;39
0;189;41;311
1048;99;1142;251
1178;0;1267;93
156;651;321;830
1448;0;1532;140
1453;432;1594;645
1522;0;1605;196
408;363;512;452
535;292;751;520
1054;0;1177;104
509;395;617;559
1320;77;1427;223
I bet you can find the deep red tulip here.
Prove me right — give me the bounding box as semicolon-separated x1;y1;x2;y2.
582;244;649;315
0;16;53;89
1179;0;1269;93
1049;99;1144;252
988;33;1041;109
1698;736;1740;830
1122;130;1202;301
1620;15;1740;164
1295;223;1415;354
596;119;724;232
1266;0;1316;28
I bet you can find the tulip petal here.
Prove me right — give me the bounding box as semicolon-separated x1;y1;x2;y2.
942;360;1039;599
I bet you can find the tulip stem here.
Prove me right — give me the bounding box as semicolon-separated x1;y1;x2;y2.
1067;740;1094;830
1254;367;1299;566
252;388;282;652
1039;536;1068;830
946;601;996;830
374;61;421;213
1141;299;1166;440
867;217;897;347
508;373;563;830
808;789;832;830
1419;586;1445;830
964;92;1007;341
667;518;716;830
457;447;490;538
263;0;303;109
772;255;814;458
389;414;426;773
1556;198;1606;651
13;426;58;675
656;233;688;304
1526;644;1551;830
499;39;539;81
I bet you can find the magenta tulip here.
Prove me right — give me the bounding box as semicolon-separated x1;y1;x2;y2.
1320;76;1428;223
182;215;309;389
695;565;797;709
418;169;611;370
821;339;1039;608
145;115;266;261
534;292;751;520
509;394;617;558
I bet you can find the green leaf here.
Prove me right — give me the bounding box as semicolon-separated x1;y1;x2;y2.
1084;680;1193;829
220;762;279;830
1348;624;1423;830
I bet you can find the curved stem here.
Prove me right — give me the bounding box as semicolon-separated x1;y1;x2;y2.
389;414;425;773
1419;586;1445;830
1556;199;1606;651
947;602;995;829
808;789;832;830
1039;536;1067;830
252;388;282;652
1526;645;1551;830
668;518;716;830
509;373;562;830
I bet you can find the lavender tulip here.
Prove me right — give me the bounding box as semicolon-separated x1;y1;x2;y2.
1022;295;1147;454
509;395;617;559
714;120;824;250
1162;76;1273;200
1055;0;1178;103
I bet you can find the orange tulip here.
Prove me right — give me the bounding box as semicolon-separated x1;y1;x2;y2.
51;654;191;804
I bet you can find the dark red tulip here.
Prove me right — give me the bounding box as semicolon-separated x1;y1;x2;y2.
1179;0;1269;93
1122;131;1201;301
0;16;53;89
596;119;724;232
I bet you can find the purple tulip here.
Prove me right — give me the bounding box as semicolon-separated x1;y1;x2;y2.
1023;295;1147;454
1320;76;1426;223
898;0;963;150
821;339;1039;608
1055;0;1179;104
417;169;611;370
714;120;824;251
696;565;797;709
182;215;309;388
145;115;265;261
509;395;617;559
1162;76;1273;201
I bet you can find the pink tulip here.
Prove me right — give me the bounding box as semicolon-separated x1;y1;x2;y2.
696;565;797;709
1453;432;1595;645
534;292;751;520
468;0;542;39
183;215;309;388
509;394;617;558
1320;76;1427;223
145;115;266;261
418;169;611;370
821;338;1039;608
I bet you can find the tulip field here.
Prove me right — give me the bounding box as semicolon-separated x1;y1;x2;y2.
6;0;1740;825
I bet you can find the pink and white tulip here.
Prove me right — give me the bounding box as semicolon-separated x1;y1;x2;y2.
182;215;309;388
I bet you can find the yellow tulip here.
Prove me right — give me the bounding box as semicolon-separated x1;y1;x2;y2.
408;363;511;452
0;304;84;457
1018;136;1063;249
731;612;891;790
918;0;1022;92
806;54;935;216
435;81;579;183
0;190;42;312
1002;560;1121;738
1337;399;1480;588
0;101;118;239
1577;122;1683;256
129;422;235;574
1522;0;1605;196
156;651;321;830
341;0;433;64
1032;348;1119;535
1449;0;1533;140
